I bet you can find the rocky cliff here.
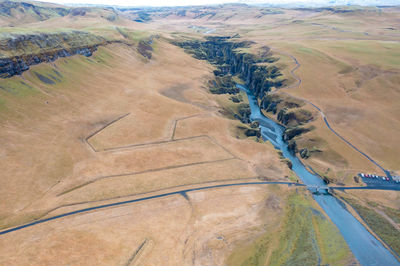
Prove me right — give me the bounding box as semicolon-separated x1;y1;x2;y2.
176;36;284;99
175;36;316;157
0;31;106;78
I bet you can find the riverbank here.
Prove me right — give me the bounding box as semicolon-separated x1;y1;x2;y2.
241;82;399;265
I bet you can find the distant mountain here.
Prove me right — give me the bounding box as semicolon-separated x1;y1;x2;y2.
240;0;399;7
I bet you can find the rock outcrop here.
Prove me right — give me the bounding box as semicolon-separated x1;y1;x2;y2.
175;36;317;158
175;36;284;99
0;31;106;78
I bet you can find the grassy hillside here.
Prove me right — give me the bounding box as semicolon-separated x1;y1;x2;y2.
0;2;398;264
149;4;400;185
227;190;354;265
0;0;69;26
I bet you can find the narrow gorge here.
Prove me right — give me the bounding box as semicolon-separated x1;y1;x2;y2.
175;36;316;160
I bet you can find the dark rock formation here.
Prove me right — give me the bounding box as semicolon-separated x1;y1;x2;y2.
137;36;158;59
287;139;298;154
174;36;316;156
0;46;97;78
283;126;313;141
250;121;259;128
233;103;251;124
71;8;86;16
0;32;106;78
230;95;241;103
209;75;238;94
260;93;303;114
277;108;313;127
236;124;261;138
299;148;310;159
174;36;284;100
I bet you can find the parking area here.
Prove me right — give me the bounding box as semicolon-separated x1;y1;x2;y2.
359;173;400;188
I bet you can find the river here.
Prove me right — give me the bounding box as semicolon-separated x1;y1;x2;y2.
238;84;400;266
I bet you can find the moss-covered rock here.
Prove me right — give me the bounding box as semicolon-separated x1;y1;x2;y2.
283;125;313;141
277;108;313;126
174;36;284;99
233;103;251;123
250;121;259;128
287;139;298;154
299;148;310;159
0;31;106;78
137;38;153;59
208;74;238;94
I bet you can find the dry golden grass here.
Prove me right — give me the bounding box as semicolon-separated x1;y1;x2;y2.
348;190;400;211
0;185;288;265
1;4;399;264
145;5;400;184
0;37;288;232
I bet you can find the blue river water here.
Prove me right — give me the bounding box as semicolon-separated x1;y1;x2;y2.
238;84;400;266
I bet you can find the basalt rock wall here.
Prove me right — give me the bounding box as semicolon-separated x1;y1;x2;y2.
175;36;317;157
175;36;283;99
0;31;106;78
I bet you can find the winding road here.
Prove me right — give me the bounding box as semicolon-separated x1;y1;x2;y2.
273;48;391;178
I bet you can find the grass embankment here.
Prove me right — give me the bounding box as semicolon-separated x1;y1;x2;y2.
214;90;261;142
0;31;106;58
228;192;351;265
381;206;400;224
345;197;400;256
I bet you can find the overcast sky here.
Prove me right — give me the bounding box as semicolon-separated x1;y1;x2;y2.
34;0;400;7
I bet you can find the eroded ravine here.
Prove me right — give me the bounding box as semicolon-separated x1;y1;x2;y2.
240;84;400;265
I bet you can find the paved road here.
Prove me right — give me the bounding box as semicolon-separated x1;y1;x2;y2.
0;181;302;236
331;186;400;191
273;48;391;178
2;180;399;236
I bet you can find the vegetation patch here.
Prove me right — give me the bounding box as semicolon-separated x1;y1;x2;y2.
346;197;400;256
0;31;107;78
228;192;351;265
215;91;250;121
235;124;261;140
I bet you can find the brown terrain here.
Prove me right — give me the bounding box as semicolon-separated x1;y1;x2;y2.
0;1;398;265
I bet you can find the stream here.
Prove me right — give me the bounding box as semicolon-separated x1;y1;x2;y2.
238;84;400;266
